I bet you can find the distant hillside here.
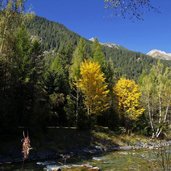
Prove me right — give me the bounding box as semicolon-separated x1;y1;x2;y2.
27;16;171;80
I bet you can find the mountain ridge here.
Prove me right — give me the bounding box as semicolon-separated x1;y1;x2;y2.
89;37;122;49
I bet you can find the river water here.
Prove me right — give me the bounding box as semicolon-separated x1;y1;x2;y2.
0;148;171;170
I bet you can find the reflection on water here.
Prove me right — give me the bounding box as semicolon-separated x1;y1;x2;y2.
1;146;171;171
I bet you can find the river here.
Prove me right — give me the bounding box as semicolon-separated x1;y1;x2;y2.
0;147;171;170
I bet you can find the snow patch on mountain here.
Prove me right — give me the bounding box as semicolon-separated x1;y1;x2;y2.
147;49;171;60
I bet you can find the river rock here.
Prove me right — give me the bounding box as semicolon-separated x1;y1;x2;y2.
148;146;154;150
46;165;62;171
119;146;133;150
37;161;56;166
88;167;101;171
92;157;102;161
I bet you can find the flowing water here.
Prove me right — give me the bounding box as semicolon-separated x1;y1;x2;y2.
1;148;171;171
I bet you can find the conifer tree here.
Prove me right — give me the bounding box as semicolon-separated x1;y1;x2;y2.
69;38;87;126
92;38;105;67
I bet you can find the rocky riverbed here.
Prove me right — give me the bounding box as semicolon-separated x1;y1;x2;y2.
1;139;171;165
2;145;171;171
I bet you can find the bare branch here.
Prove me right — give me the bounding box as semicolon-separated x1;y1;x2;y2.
104;0;158;20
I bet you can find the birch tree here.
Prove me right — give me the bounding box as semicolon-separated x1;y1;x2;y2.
140;62;171;138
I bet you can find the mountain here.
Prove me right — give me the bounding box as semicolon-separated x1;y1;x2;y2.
147;49;171;60
89;37;121;49
26;16;171;80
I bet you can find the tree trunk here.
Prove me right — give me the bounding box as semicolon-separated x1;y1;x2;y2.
158;93;162;125
75;88;79;126
147;98;155;137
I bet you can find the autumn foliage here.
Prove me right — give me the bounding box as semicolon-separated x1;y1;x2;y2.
77;60;110;115
114;78;144;120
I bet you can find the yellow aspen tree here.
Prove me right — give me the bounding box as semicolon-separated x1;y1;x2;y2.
113;78;144;122
77;60;110;115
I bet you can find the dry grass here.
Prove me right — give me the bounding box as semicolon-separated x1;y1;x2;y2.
22;131;32;160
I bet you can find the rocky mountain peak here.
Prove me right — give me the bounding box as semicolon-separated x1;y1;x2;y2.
147;49;171;60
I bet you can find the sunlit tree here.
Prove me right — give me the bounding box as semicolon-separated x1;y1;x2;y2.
139;61;171;138
77;60;110;116
114;78;144;132
0;0;33;55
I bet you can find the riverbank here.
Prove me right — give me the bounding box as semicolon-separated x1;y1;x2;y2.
0;127;171;165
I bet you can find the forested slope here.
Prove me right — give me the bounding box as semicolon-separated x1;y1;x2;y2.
27;16;171;80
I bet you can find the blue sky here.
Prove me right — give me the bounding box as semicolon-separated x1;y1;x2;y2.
26;0;171;54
